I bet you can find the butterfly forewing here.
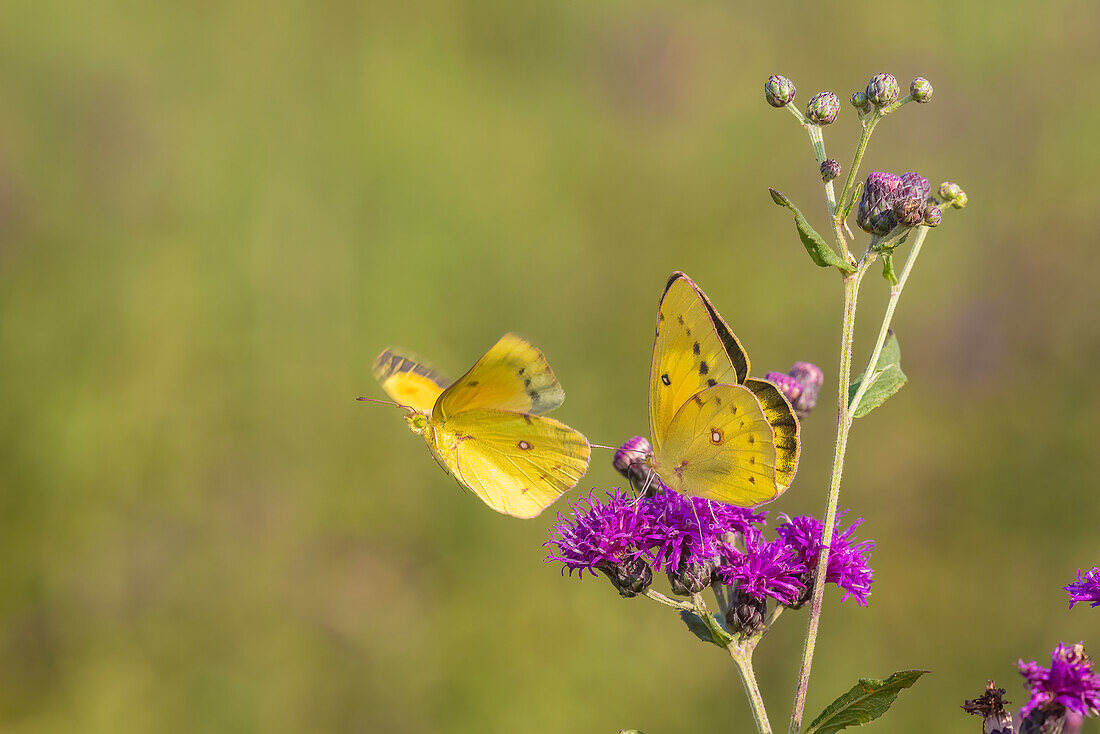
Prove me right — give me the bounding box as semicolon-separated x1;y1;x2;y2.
744;378;800;491
650;273;750;451
435;333;565;420
435;409;590;518
373;349;451;413
654;384;781;506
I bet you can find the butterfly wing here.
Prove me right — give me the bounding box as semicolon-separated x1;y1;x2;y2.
652;384;782;506
373;349;451;413
650;272;750;452
435;333;565;420
744;378;801;492
433;410;590;518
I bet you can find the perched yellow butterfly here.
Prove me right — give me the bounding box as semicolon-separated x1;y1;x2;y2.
370;333;591;519
646;272;800;505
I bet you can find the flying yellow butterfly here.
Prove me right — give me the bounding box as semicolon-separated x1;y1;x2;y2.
370;333;591;519
646;272;800;505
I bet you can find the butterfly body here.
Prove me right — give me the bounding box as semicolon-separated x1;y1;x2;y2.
373;334;590;519
647;273;800;506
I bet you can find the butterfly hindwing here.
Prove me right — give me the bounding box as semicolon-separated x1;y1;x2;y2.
435;333;565;420
650;272;750;452
433;409;590;519
373;349;451;413
653;384;780;506
744;377;801;491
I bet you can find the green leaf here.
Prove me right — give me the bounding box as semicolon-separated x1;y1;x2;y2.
679;610;732;648
841;180;863;221
805;670;928;734
848;331;907;418
881;254;898;285
769;188;856;274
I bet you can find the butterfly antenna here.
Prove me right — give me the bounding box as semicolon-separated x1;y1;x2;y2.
355;396;416;413
588;443;618;451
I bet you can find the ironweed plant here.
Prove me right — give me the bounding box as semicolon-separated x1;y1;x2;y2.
541;72;1099;734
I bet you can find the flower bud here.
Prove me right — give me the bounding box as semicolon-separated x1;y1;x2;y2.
910;77;933;103
866;73;900;107
893;197;925;228
613;436;663;496
806;91;840;125
668;556;713;596
787;362;824;418
765;75;796;108
725;590;767;636
850;90;868;109
765;372;803;405
856;171;902;235
599;557;653;598
938;181;962;201
923;205;942;227
820;159;841;182
951;189;968;209
899;172;931;202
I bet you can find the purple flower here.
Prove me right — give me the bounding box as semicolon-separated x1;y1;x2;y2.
545;492;653;577
775;513;875;605
1018;643;1100;721
857;172;903;235
643;491;767;572
716;534;807;605
1065;567;1100;608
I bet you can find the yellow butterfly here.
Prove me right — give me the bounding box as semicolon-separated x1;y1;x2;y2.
647;272;800;505
371;333;591;519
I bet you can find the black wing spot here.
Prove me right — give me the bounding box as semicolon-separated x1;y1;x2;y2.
715;397;722;406
699;361;709;375
748;476;755;484
692;341;700;355
524;378;532;387
747;434;754;444
707;379;717;387
677;315;684;326
661;374;671;386
517;440;533;451
685;328;692;337
520;487;530;494
467;380;480;387
731;405;738;414
750;456;756;464
522;415;533;425
692;395;704;407
518;367;526;375
659;312;666;321
527;389;540;403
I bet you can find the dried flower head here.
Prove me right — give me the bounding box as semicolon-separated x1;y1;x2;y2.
963;682;1014;734
765;75;796;108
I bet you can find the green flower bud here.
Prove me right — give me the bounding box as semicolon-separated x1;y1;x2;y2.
910;77;933;103
922;205;942;227
820;159;841;182
765;75;796;108
951;189;968;209
938;181;962;201
866;73;899;107
806;91;840;124
850;90;868;108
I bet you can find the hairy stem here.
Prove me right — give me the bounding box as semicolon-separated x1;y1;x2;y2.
732;647;773;734
832;113;881;261
643;589;695;611
787;260;872;734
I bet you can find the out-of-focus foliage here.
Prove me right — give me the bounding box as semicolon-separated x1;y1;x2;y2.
0;1;1097;732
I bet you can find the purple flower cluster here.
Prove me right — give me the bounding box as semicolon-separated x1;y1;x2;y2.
547;472;874;607
1018;643;1100;722
1065;567;1100;608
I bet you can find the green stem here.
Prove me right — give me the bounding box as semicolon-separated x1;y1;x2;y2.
643;589;695;611
849;227;930;415
731;647;772;734
806;126;837;215
832;112;881;261
787;259;871;734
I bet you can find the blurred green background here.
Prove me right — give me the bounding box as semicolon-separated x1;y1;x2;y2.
1;0;1098;732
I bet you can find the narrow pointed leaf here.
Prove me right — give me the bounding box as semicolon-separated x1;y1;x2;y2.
804;670;929;734
848;331;907;418
679;610;732;648
881;254;898;285
769;188;856;273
